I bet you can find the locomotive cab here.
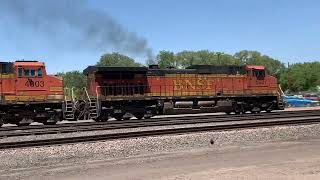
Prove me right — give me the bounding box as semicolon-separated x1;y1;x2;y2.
246;65;267;87
11;61;64;102
15;61;47;93
246;65;265;79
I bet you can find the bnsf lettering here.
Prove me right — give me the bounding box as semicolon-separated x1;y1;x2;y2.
173;79;213;90
25;80;45;87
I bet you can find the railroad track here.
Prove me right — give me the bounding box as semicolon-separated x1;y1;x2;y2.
1;110;320;137
1;110;317;132
0;115;320;149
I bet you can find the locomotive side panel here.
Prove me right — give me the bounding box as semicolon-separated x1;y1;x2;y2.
147;74;249;98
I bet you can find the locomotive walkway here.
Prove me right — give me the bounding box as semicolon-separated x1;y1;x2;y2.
0;110;320;149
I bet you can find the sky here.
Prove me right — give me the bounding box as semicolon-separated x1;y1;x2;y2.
0;0;319;73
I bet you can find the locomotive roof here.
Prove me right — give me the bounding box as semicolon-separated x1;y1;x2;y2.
146;65;246;75
83;64;261;76
245;65;265;70
83;66;148;75
14;61;45;66
186;65;246;74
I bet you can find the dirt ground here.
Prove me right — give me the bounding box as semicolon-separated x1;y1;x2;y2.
3;138;320;180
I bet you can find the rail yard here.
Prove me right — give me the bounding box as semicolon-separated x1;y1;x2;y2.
0;57;317;180
0;60;319;179
1;0;319;179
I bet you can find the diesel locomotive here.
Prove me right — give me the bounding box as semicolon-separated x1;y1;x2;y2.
83;64;284;121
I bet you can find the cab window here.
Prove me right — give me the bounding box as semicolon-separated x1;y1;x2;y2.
30;69;36;77
18;68;43;77
18;68;23;77
253;70;265;80
24;69;30;76
37;68;43;77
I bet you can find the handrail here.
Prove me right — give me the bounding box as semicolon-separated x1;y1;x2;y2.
83;87;91;102
278;84;285;96
64;87;76;102
96;86;100;100
96;85;148;97
64;87;71;101
71;87;75;102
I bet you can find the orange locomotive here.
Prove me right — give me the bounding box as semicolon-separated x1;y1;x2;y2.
0;61;64;126
84;64;284;121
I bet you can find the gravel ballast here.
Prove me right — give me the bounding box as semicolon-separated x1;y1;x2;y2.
1;123;320;172
1;116;317;143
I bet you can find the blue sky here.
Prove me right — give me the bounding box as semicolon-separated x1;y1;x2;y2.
0;0;319;73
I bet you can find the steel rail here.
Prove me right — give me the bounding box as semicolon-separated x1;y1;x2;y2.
0;116;320;149
0;109;318;132
1;111;320;137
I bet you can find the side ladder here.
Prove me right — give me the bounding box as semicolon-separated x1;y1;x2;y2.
84;87;99;120
64;87;75;120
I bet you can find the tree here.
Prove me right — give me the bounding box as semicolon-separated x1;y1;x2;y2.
157;50;176;68
57;71;87;99
97;52;141;67
233;50;285;78
281;62;320;92
157;50;237;69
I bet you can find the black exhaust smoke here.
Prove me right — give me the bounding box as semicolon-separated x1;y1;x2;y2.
0;0;154;60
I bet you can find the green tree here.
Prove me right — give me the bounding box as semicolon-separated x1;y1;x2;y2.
281;62;320;92
170;50;239;68
157;50;177;68
234;50;285;78
175;50;197;68
57;71;87;99
97;52;141;67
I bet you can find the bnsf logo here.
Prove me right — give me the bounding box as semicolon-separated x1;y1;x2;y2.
173;79;214;90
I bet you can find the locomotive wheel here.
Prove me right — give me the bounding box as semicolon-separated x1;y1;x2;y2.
114;114;123;121
102;118;110;122
94;119;102;122
16;122;30;126
115;117;122;121
134;114;144;120
123;117;131;120
250;105;261;114
43;121;57;125
95;118;108;122
96;112;110;122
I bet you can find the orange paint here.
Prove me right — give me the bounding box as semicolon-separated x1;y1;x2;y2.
0;61;64;103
